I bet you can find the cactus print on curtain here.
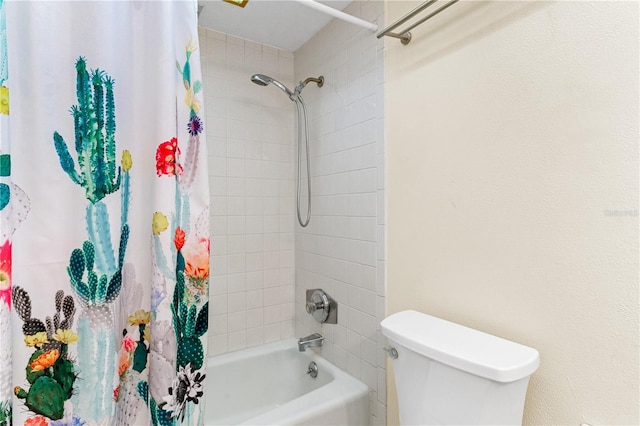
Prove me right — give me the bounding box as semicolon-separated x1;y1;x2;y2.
4;1;209;424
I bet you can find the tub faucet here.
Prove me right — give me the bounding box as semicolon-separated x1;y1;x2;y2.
298;333;324;351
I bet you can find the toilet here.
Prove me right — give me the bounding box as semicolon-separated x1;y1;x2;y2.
381;310;539;425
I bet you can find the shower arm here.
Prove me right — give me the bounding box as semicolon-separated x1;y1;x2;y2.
302;76;324;87
293;76;324;99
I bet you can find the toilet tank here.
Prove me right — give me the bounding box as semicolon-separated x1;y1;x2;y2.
381;310;539;425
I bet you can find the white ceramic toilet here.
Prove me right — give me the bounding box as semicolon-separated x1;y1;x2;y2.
381;310;539;425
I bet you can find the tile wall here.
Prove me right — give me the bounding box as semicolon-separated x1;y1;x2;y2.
293;1;387;425
199;27;298;356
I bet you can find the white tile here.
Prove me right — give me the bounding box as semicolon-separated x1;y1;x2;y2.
209;157;227;177
333;344;347;370
227;216;246;235
347;307;363;335
361;336;377;366
209;333;228;356
246;252;264;272
264;269;279;288
264;251;280;270
361;265;376;291
210;274;227;296
377;367;387;404
245;47;262;69
246;308;264;328
376;295;386;331
264;323;281;343
228;330;246;352
346;352;361;379
361;241;377;267
227;119;246;140
345;261;361;287
263;216;279;233
211;197;227;216
227;177;245;196
227;158;245;178
211;216;227;235
211;314;227;335
264;305;280;324
375;260;386;296
347;285;362;311
246;271;264;290
209;136;227;157
375;401;387;426
245;197;263;215
280;321;294;338
377;224;385;261
361;313;378;341
246;289;264;309
226;235;245;254
377;189;385;225
226;254;245;274
246;216;263;234
361;360;378;390
228;292;246;312
264;287;280;306
211;236;227;256
263;197;279;215
228;311;246;332
245;234;263;253
227;273;246;293
226;138;245;159
262;53;279;74
361;290;376;316
247;327;265;347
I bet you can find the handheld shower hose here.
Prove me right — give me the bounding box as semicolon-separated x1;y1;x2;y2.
250;73;323;227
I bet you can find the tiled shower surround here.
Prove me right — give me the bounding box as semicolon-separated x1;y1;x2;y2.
294;2;386;425
200;27;298;354
200;1;386;424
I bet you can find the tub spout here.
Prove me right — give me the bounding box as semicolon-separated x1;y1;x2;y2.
298;333;324;351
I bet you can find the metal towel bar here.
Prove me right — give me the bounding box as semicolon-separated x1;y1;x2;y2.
377;0;459;45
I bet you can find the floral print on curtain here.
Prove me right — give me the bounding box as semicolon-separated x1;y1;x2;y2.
4;1;209;424
146;39;210;425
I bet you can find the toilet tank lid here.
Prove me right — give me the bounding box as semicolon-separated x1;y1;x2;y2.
381;310;540;383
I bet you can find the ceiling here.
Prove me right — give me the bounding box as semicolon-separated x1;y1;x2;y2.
197;0;353;52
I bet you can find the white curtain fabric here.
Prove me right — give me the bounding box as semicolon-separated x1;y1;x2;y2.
1;2;210;425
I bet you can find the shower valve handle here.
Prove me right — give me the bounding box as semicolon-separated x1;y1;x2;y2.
305;289;337;324
306;301;324;314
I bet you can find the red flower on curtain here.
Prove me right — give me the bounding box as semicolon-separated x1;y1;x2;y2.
155;137;183;176
174;227;186;251
24;416;49;426
0;240;11;308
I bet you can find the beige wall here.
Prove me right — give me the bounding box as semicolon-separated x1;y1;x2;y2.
385;1;639;425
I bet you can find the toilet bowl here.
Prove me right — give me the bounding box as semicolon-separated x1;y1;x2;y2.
381;310;539;425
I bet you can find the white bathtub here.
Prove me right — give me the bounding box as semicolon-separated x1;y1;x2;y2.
205;339;370;425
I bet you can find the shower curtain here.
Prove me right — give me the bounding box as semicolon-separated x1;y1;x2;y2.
0;1;210;425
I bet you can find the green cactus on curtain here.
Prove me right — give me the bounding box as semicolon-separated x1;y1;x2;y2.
52;57;120;204
171;250;208;371
12;287;78;421
0;399;11;425
50;57;133;423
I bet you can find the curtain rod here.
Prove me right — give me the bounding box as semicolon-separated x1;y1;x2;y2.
377;0;459;45
291;0;378;32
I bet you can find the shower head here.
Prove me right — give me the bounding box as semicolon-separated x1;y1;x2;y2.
251;74;294;98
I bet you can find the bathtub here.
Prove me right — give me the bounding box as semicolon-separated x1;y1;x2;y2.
205;339;370;425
